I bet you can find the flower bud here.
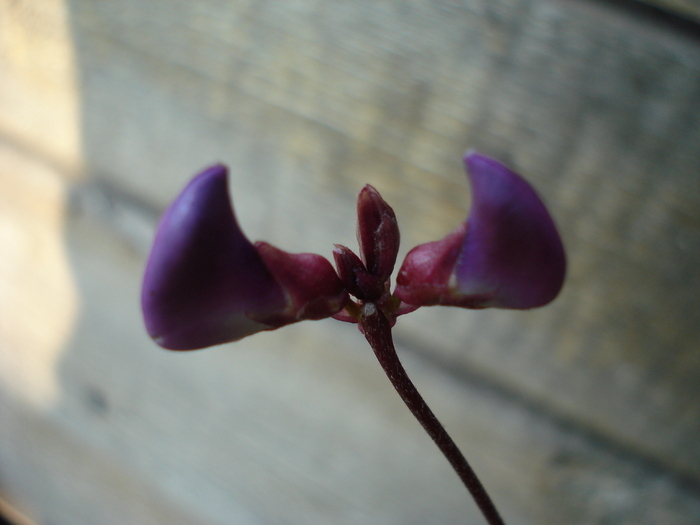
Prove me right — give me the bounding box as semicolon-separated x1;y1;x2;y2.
141;165;347;350
254;242;348;324
356;185;400;282
332;244;383;302
395;152;566;310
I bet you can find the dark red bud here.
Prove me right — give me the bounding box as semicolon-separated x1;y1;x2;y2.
332;244;383;301
356;185;400;281
254;242;348;324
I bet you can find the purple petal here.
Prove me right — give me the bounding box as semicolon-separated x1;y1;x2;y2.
395;152;566;309
141;165;286;350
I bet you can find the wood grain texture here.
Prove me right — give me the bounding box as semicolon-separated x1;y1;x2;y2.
636;0;700;21
2;152;700;524
2;0;700;522
60;0;700;478
0;0;83;173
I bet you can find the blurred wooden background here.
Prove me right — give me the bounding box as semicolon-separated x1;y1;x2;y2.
1;0;700;523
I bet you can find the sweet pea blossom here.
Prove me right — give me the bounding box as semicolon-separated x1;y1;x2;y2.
141;152;565;525
142;152;564;350
141;164;347;350
394;152;566;309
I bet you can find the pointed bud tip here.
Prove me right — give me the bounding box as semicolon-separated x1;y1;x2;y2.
359;184;380;198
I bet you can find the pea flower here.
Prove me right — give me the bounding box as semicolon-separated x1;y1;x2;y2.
395;152;566;310
141;164;347;350
140;152;566;525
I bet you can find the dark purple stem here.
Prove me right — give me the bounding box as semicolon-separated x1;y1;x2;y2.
359;303;506;525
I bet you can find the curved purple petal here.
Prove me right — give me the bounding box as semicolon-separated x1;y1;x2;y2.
141;165;286;350
395;152;566;309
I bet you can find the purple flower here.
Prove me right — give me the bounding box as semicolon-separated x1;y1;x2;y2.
140;153;566;522
142;152;566;350
394;152;566;309
141;165;347;350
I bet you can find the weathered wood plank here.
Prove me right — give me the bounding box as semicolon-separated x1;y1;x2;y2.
2;0;700;522
635;0;700;22
53;0;700;480
2;146;700;524
0;0;83;173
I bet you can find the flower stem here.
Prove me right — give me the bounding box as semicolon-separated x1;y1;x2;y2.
359;303;506;525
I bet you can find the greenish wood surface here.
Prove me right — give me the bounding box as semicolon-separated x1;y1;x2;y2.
1;0;700;523
638;0;700;21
